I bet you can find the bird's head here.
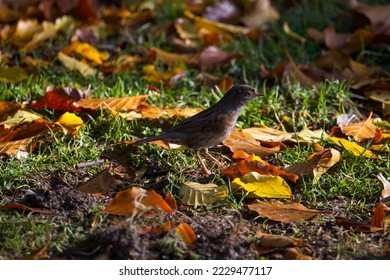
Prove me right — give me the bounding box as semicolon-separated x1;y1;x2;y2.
223;84;262;107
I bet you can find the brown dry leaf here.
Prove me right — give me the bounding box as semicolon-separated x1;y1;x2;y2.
149;47;198;67
329;136;378;158
223;129;279;157
232;172;292;199
102;187;175;216
378;173;390;203
0;101;21;122
0;119;54;143
350;0;390;33
180;181;228;206
247;200;323;222
285;50;317;87
0;66;28;83
198;46;242;70
323;26;350;50
76;95;147;111
2;203;55;214
184;9;253;36
196;72;234;91
255;231;300;248
0;110;43;129
223;154;298;183
0;2;22;23
340;112;379;142
370;203;385;227
54;112;84;137
241;0;279;29
284;248;313;260
176;221;197;245
76;168;116;195
0;137;35;156
284;148;341;182
335;217;383;233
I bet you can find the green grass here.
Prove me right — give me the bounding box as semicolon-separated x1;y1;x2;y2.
0;0;389;259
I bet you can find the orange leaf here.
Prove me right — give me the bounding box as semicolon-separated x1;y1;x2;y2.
284;248;313;260
247;200;323;222
102;187;175;216
164;192;177;214
370;203;385;227
222;154;298;183
76;96;148;111
335;217;383;233
62;41;109;65
340;112;379;142
223;129;279;158
176;221;196;245
0;137;35;157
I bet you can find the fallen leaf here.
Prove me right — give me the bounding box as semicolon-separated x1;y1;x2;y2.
223;154;298;182
284;248;313;260
340;112;379;142
0;137;35;156
58;52;102;78
0;66;28;83
247;200;323;222
76;168;116;194
176;221;197;245
0;110;43;129
2;203;54;214
255;231;300;248
76;96;148;111
30;87;87;112
241;0;280;29
102;187;175;216
62;41;109;65
329;136;378;158
23;21;57;51
184;9;253;35
284;148;341;182
180;181;228;206
54;112;84;137
378;173;390;203
223;129;279;157
232;172;292;199
370;203;385;227
283;22;306;43
142;64;185;84
18;237;50;260
335;216;383;233
140;105;202;120
198;46;242;70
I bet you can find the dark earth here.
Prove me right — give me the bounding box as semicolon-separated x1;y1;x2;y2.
3;162;390;260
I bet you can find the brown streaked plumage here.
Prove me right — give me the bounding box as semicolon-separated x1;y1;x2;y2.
133;84;261;174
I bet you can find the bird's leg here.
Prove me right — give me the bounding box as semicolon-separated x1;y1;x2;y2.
195;150;212;175
203;148;227;169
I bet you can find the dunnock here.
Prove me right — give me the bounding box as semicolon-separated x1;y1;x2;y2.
133;84;261;174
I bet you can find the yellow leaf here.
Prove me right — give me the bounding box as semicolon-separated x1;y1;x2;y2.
0;110;43;128
62;41;109;65
142;64;185;83
180;182;228;206
23;21;57;51
232;172;292;199
58;52;102;78
0;66;28;83
329;136;378;158
55;112;83;137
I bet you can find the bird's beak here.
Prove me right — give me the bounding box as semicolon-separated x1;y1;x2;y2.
255;91;263;97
